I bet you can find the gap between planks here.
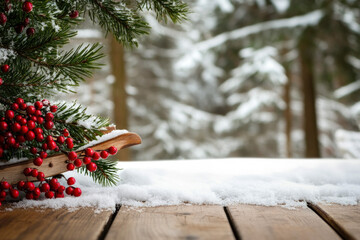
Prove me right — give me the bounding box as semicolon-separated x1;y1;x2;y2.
308;202;359;240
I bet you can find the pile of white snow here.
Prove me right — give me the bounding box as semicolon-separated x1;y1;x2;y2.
8;158;360;211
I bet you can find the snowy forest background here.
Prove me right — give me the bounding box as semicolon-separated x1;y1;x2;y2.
62;0;360;160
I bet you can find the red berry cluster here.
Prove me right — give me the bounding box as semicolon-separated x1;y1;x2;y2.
0;1;35;36
0;97;118;205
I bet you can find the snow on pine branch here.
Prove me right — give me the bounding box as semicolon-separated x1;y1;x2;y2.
194;10;324;52
334;80;360;99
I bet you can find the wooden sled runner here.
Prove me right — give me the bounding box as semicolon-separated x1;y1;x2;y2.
0;131;141;185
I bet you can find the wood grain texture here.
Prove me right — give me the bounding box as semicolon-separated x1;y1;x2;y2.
0;132;141;184
227;204;340;240
0;207;113;240
309;203;360;240
105;205;235;240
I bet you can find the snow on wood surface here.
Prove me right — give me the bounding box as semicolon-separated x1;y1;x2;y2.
8;158;360;211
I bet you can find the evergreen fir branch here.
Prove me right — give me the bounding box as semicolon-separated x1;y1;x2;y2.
138;0;189;23
55;102;110;145
87;0;150;46
77;159;120;186
17;43;104;85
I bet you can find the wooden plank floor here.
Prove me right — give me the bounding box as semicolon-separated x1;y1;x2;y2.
0;203;359;240
105;205;234;240
0;207;113;240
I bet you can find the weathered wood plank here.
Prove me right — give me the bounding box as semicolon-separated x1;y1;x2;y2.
227;204;340;240
0;207;113;240
309;203;360;240
106;205;235;240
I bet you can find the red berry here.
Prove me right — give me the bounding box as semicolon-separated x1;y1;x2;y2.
92;152;100;161
65;137;73;144
26;105;36;115
20;103;27;110
74;159;82;167
0;13;7;26
57;136;65;144
85;148;94;157
30;147;37;155
42;143;48;150
36;134;44;142
11;103;19;110
65;187;73;195
1;181;10;189
37;117;44;124
72;187;82;197
26;27;35;36
17;181;25;190
86;162;97;172
20;118;27;125
0;190;6;199
1;64;9;73
5;110;14;119
26;192;34;200
33;187;41;196
40;183;50;192
44;121;54;130
0;121;7;131
24;17;30;26
68;151;77;161
37;172;45;181
67;142;74;149
11;122;21;132
26;131;35;141
63;129;69;137
27;181;35;191
33;157;43;166
50;105;57;112
46;136;53;142
55;192;64;198
47;140;57;150
108;146;118;155
17;135;26;144
40;151;47;159
16;98;24;105
34;127;43;135
0;147;3;157
67;163;75;170
23;167;32;176
57;185;65;193
83;156;91;164
27;120;35;129
45;191;54;199
20;125;29;134
31;116;37;121
6;137;15;146
10;189;19;198
31;169;38;177
0;78;2;86
69;10;79;19
100;151;109;159
34;101;43;109
67;177;76;185
22;1;33;13
35;110;42;116
45;112;54;121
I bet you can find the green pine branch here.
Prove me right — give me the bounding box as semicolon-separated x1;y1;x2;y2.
88;0;150;47
138;0;189;23
77;159;121;186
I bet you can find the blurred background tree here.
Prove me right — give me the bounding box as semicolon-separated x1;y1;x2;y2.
66;0;360;160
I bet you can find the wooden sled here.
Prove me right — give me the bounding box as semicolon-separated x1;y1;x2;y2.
0;130;141;184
